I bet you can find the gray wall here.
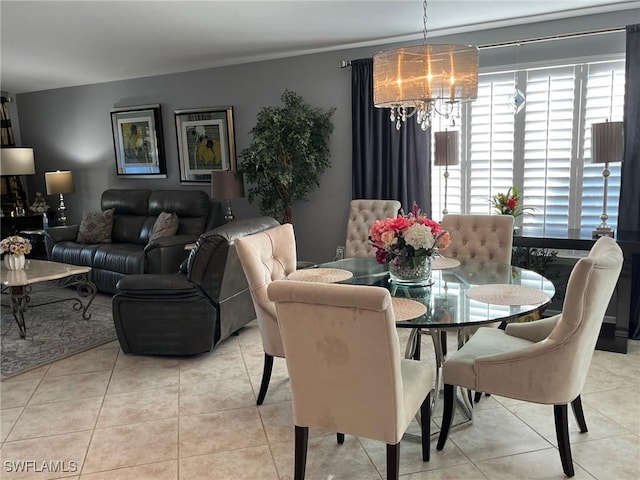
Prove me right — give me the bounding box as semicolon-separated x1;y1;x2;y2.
15;11;630;263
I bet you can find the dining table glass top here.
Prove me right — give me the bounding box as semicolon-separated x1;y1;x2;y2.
313;256;556;329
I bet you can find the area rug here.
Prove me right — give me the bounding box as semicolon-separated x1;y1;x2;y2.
1;288;117;379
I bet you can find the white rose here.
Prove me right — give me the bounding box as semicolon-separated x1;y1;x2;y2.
403;223;435;250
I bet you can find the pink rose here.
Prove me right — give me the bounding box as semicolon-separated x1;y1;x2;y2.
437;231;451;250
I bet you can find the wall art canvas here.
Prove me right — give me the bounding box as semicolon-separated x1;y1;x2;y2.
111;104;166;177
175;107;236;183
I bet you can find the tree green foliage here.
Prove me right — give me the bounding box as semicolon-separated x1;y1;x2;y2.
238;90;335;223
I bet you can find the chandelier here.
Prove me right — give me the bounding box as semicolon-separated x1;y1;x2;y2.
373;0;479;130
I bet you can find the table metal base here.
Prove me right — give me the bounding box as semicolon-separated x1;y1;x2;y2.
404;327;475;438
1;273;97;339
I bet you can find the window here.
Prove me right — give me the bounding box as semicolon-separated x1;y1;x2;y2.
431;59;625;236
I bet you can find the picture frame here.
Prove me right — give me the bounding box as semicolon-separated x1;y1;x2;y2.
174;106;236;184
110;104;166;178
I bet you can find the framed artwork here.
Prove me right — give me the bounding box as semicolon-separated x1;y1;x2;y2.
174;106;236;184
111;104;166;178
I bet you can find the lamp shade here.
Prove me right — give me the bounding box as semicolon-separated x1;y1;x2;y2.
0;148;36;175
591;121;624;164
373;44;479;107
45;170;75;195
211;170;245;200
434;131;460;166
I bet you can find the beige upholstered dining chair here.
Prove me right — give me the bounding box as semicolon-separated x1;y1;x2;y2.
267;280;434;480
437;214;516;364
439;214;515;264
436;236;623;477
235;223;296;405
344;199;401;258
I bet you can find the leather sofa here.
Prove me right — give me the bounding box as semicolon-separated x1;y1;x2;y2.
112;216;280;355
44;189;223;294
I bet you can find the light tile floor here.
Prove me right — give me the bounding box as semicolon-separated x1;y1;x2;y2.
1;293;639;479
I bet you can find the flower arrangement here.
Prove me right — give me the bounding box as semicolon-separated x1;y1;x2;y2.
369;203;450;266
0;235;32;257
491;186;534;218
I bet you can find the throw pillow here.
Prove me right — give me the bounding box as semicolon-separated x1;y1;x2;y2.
149;211;179;242
76;208;115;244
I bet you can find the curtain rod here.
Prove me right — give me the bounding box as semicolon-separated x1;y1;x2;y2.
339;25;625;67
477;26;625;50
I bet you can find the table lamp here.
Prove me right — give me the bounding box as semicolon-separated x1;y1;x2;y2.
590;120;624;239
434;131;459;216
211;170;245;222
45;170;75;226
0;148;36;216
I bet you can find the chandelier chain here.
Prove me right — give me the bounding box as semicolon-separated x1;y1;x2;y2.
422;0;428;44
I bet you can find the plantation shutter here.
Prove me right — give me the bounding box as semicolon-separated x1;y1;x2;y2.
466;72;515;215
521;65;577;236
430;58;624;232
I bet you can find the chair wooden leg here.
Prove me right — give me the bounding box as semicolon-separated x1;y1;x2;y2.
386;442;400;480
256;353;273;405
437;384;455;451
294;425;309;480
420;391;431;461
474;392;491;403
571;395;588;433
554;404;575;477
440;330;448;356
336;433;345;444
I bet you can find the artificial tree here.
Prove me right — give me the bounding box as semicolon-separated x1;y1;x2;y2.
239;90;335;223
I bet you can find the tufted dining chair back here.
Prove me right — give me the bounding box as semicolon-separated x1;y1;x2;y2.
440;214;515;265
344;199;401;258
235;223;297;404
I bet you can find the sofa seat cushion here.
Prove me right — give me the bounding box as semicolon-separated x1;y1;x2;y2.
50;242;102;267
92;244;146;275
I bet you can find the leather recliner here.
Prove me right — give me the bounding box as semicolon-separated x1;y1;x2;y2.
112;216;280;356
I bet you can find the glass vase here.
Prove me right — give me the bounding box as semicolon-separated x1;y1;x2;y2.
388;254;432;286
4;254;26;271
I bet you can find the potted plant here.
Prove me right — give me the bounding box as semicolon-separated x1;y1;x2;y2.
239;90;335;223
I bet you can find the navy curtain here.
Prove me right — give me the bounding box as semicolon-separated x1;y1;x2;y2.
618;24;640;339
351;58;431;215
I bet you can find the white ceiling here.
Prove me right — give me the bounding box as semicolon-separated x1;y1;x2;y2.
1;0;637;94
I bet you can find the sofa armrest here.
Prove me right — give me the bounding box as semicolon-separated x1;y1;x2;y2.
44;225;79;242
44;225;80;260
144;234;198;274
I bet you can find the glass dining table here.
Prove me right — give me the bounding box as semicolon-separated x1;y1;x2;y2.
310;255;556;422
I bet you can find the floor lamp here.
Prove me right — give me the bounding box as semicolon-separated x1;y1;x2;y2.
0;148;36;216
434;131;459;216
211;170;245;223
590;121;624;239
45;170;75;226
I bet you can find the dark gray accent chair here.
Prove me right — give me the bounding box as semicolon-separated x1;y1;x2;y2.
44;189;223;294
112;216;280;356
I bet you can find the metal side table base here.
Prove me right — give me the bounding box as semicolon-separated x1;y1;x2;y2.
2;273;97;339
